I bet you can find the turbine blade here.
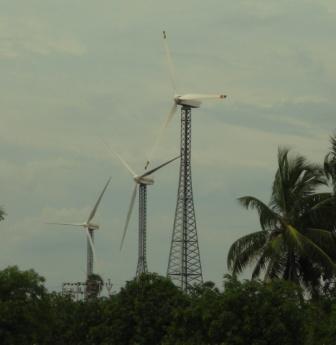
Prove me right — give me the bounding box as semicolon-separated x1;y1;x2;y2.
163;103;178;129
141;155;180;177
86;228;97;266
115;152;137;177
179;93;227;101
163;30;177;93
102;139;137;177
120;184;138;250
87;177;111;223
146;103;177;169
45;222;85;227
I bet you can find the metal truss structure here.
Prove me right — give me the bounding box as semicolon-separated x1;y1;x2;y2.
136;184;148;276
167;106;203;292
62;278;114;301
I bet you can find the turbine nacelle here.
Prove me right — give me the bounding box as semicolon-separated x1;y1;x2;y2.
134;176;154;185
85;223;100;230
174;94;227;109
174;95;201;108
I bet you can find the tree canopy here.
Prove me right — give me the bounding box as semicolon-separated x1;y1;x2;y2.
228;147;336;294
2;267;336;345
325;133;336;194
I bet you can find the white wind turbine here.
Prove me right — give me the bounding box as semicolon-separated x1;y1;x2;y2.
146;30;227;167
147;30;227;291
47;177;111;281
112;150;179;277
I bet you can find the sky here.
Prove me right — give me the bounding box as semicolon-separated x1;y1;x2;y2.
1;0;336;292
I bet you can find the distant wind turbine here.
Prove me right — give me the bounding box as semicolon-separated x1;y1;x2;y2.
47;177;111;280
110;147;179;277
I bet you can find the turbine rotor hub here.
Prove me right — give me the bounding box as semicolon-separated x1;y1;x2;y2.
86;223;99;230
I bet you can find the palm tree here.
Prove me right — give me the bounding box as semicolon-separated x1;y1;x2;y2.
228;147;336;294
325;134;336;194
322;134;336;292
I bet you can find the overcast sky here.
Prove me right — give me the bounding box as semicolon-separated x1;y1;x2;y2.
1;0;336;292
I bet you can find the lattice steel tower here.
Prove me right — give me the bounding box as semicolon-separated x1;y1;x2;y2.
112;148;180;278
160;30;227;292
136;184;148;276
167;106;203;291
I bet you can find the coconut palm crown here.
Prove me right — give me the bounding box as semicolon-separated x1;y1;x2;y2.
324;134;336;195
228;147;336;293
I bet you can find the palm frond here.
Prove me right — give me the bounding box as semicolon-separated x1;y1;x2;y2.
272;148;326;215
252;234;283;279
324;153;336;180
298;258;323;296
298;193;336;231
285;224;304;250
287;225;336;271
304;227;336;256
303;193;334;212
264;249;288;281
291;167;326;197
238;196;281;231
324;134;336;192
227;230;267;273
331;134;336;155
271;147;290;213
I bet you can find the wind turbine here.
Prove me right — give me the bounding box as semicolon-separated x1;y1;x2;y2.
47;177;111;281
146;30;227;167
150;30;227;292
113;151;179;277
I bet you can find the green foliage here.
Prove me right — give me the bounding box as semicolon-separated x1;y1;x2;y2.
228;147;336;294
211;275;307;345
112;273;186;345
165;276;308;345
2;267;336;344
86;273;104;300
325;133;336;194
165;281;221;345
0;266;50;345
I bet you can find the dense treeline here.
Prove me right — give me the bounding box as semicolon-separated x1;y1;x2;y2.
2;266;336;345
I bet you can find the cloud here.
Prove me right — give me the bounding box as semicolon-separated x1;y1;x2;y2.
0;15;86;59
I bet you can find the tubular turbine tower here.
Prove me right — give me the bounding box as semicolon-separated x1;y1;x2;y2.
151;31;227;291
